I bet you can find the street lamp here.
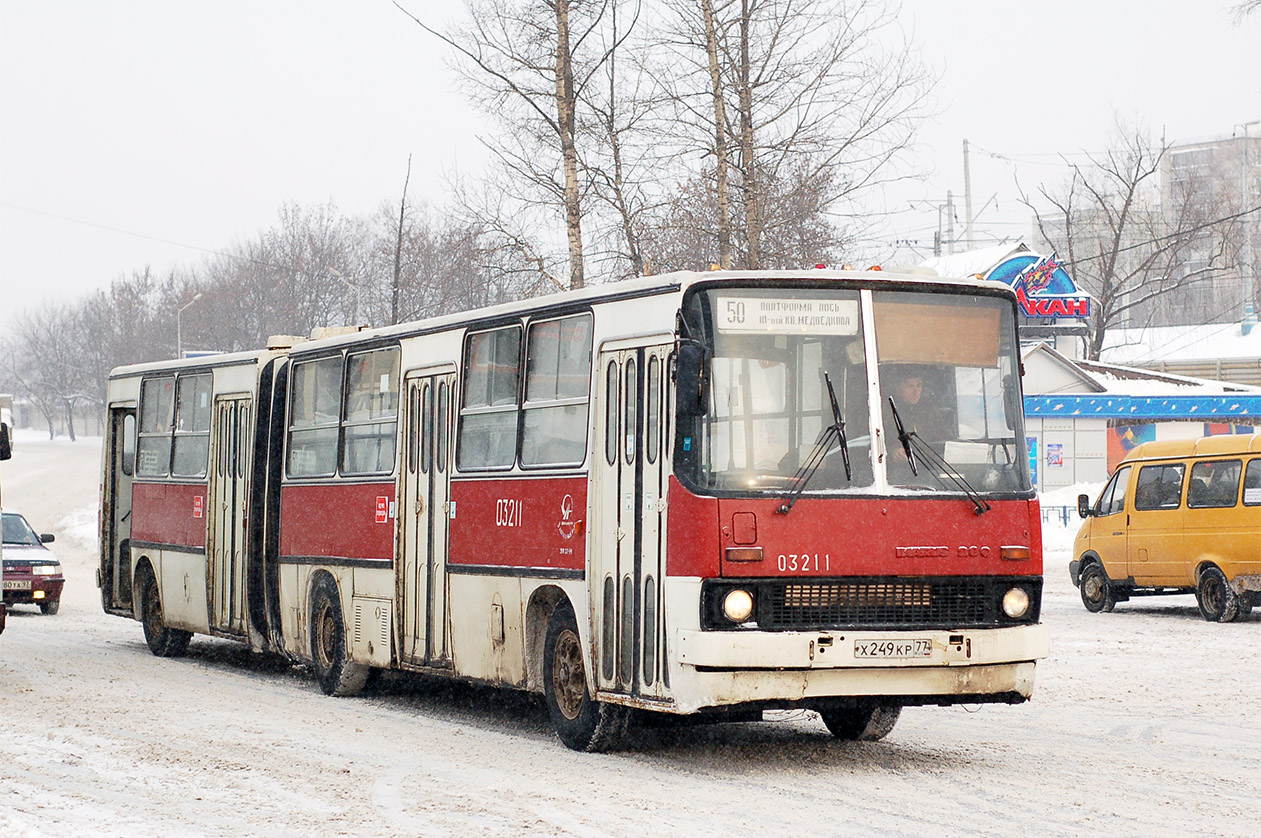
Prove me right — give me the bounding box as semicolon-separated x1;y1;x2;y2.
176;292;203;359
1237;121;1259;335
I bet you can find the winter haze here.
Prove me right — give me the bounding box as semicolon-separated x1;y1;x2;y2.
1;1;1258;321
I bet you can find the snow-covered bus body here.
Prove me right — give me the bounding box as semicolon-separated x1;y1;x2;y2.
100;270;1048;750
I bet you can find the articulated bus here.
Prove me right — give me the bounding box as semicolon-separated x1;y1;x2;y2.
99;269;1048;750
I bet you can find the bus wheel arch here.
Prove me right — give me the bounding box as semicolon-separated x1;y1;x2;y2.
542;600;630;752
308;572;369;696
1195;564;1241;623
524;585;568;693
1078;555;1116;613
135;558;192;657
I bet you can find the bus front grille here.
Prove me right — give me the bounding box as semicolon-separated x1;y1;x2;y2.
762;578;993;629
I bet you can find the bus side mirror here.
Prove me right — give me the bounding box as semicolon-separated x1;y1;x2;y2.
1002;374;1021;431
0;423;10;461
1077;493;1093;518
676;343;709;415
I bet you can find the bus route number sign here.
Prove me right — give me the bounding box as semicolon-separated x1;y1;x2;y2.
714;296;859;335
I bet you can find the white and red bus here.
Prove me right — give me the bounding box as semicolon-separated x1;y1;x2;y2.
99;269;1047;750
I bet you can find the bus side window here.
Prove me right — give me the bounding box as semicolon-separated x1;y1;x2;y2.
172;373;212;478
137;376;175;477
122;413;136;476
520;313;592;468
457;326;521;471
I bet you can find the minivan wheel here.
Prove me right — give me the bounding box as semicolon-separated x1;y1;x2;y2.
1196;567;1240;623
1079;562;1115;613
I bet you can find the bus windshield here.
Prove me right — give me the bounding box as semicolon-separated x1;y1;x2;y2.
681;285;1030;495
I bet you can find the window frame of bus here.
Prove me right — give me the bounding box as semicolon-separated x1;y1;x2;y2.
286;355;344;478
137;374;213;479
137;377;177;477
520;312;593;470
340;346;400;477
457;324;523;471
171;373;213;478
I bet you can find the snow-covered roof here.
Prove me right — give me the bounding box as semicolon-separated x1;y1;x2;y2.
1024;341;1259;396
1099;321;1261;365
920;242;1030;279
1022;340;1261;419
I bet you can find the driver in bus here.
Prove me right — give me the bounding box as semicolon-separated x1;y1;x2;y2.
886;365;951;445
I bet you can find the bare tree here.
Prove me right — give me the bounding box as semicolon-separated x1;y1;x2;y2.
400;0;630;290
653;0;931;269
7;303;89;439
1023;121;1239;360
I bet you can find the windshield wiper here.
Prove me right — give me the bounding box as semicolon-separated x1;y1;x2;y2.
777;373;850;515
899;431;993;516
887;397;918;476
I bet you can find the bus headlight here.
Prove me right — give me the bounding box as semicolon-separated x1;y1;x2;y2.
1002;587;1031;619
722;589;754;623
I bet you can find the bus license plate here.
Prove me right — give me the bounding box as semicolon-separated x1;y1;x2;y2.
2;580;31;591
854;638;932;659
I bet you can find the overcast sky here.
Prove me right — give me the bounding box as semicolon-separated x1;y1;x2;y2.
2;1;1258;325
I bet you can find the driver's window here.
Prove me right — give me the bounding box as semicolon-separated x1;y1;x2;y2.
1097;466;1130;516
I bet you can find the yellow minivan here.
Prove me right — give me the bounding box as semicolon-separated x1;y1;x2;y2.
1070;433;1261;622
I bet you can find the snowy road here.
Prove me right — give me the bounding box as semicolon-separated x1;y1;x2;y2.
1;435;1258;836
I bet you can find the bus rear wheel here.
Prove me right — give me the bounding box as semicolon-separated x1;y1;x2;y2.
820;704;901;741
1079;562;1116;613
138;565;191;657
1196;567;1240;623
310;575;369;697
543;603;629;752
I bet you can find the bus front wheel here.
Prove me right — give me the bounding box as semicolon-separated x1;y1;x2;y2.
1196;567;1240;623
543;603;630;752
820;704;901;741
138;565;191;657
310;575;369;696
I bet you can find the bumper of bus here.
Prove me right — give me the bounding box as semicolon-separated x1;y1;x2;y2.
670;623;1048;713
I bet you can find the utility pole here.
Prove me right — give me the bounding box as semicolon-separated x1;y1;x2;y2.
946;190;955;255
963;139;975;250
1241;123;1259;335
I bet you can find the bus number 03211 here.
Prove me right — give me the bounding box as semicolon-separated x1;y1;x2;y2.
777;553;831;572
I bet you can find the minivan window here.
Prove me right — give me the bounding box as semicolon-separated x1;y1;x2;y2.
1187;459;1241;509
1244;460;1261;506
1134;463;1185;511
1095;465;1131;516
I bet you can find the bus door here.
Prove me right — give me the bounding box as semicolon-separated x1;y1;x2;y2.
102;406;137;615
209;395;251;634
398;368;455;667
593;342;671;700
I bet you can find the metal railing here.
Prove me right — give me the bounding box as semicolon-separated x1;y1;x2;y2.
1040;505;1076;527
